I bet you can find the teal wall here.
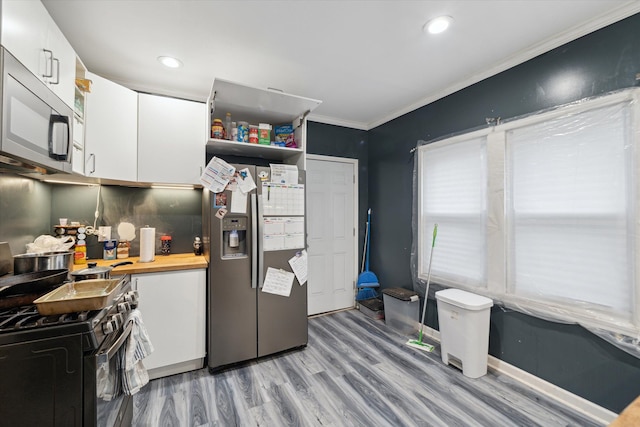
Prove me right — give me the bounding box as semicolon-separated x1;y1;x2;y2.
364;12;640;413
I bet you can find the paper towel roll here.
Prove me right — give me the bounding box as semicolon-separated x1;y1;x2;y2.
139;226;155;263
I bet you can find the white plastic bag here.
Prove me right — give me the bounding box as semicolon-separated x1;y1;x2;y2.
26;235;75;253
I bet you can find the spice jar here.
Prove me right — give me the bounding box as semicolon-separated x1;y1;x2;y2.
211;118;224;139
117;241;130;259
161;235;172;255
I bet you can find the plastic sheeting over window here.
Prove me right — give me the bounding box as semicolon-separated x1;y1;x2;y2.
412;88;640;359
506;102;633;318
418;133;488;288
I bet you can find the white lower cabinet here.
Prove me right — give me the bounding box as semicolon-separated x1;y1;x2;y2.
132;269;206;380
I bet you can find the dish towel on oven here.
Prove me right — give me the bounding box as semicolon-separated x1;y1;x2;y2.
122;308;154;395
96;350;121;401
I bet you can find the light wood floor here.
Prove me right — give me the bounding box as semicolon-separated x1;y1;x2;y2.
132;309;602;426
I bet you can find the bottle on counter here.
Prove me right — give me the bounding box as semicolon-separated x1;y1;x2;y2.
161;235;172;255
74;241;87;265
117;241;130;259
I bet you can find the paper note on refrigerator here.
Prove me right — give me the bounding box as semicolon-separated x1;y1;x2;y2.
270;164;298;184
262;217;305;251
262;183;305;216
200;157;235;193
230;190;247;214
262;267;295;297
288;250;308;285
237;168;257;194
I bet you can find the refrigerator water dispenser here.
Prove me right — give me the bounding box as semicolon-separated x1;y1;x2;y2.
222;217;247;258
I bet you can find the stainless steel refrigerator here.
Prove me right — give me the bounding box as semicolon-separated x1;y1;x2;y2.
204;163;307;371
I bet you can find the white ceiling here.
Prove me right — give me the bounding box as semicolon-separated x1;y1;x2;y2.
43;0;640;130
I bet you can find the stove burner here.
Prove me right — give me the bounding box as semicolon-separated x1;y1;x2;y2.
0;302;101;332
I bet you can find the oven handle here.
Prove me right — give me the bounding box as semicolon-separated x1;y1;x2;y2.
97;321;133;365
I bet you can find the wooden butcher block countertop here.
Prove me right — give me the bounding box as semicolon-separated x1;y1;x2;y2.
609;396;640;427
72;253;208;275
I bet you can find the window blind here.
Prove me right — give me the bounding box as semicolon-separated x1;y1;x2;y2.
419;137;488;287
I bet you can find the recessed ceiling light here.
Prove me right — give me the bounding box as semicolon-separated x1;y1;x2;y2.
157;56;183;68
423;16;453;34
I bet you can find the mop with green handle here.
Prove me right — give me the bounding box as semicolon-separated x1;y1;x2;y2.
406;223;438;352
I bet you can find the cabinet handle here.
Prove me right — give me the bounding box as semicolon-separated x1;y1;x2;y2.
42;49;53;78
88;153;96;174
50;58;60;85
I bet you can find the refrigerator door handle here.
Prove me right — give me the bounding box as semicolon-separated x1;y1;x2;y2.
251;193;257;289
257;192;265;289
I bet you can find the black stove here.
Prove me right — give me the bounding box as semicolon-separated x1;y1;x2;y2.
0;275;136;427
0;304;104;336
0;276;131;347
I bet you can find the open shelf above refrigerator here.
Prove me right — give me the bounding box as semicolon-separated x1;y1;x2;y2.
206;78;321;167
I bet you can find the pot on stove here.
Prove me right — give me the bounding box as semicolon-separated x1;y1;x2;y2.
13;250;74;275
70;261;133;281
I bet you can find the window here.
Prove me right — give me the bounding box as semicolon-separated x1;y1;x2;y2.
418;133;488;288
417;89;640;334
506;102;634;319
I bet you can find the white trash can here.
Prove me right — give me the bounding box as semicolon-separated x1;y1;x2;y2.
435;289;493;378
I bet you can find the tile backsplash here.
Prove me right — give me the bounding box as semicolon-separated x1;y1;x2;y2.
0;174;52;256
51;184;202;260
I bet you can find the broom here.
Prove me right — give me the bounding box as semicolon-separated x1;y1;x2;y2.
406;224;438;352
356;209;379;301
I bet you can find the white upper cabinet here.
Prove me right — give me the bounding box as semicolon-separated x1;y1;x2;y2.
84;72;138;181
207;78;321;169
1;0;76;108
138;94;206;185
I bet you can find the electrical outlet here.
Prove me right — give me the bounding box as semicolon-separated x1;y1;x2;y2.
98;226;111;242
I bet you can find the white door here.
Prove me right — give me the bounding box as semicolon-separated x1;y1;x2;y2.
306;156;358;315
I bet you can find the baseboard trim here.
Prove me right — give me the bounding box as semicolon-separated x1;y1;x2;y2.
147;358;204;381
420;325;618;425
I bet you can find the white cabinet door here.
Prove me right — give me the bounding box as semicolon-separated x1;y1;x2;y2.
133;269;206;373
84;72;138;181
72;144;84;175
45;20;76;108
137;94;206;185
1;0;49;79
1;0;76;108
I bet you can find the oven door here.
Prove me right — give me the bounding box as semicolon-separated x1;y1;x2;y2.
84;320;134;427
0;333;84;426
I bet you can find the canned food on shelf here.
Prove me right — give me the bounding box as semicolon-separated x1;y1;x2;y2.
237;121;249;142
249;125;259;144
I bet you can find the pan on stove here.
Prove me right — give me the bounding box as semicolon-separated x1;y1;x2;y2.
0;269;68;309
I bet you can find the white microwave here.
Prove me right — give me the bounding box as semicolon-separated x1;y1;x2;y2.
0;47;73;174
